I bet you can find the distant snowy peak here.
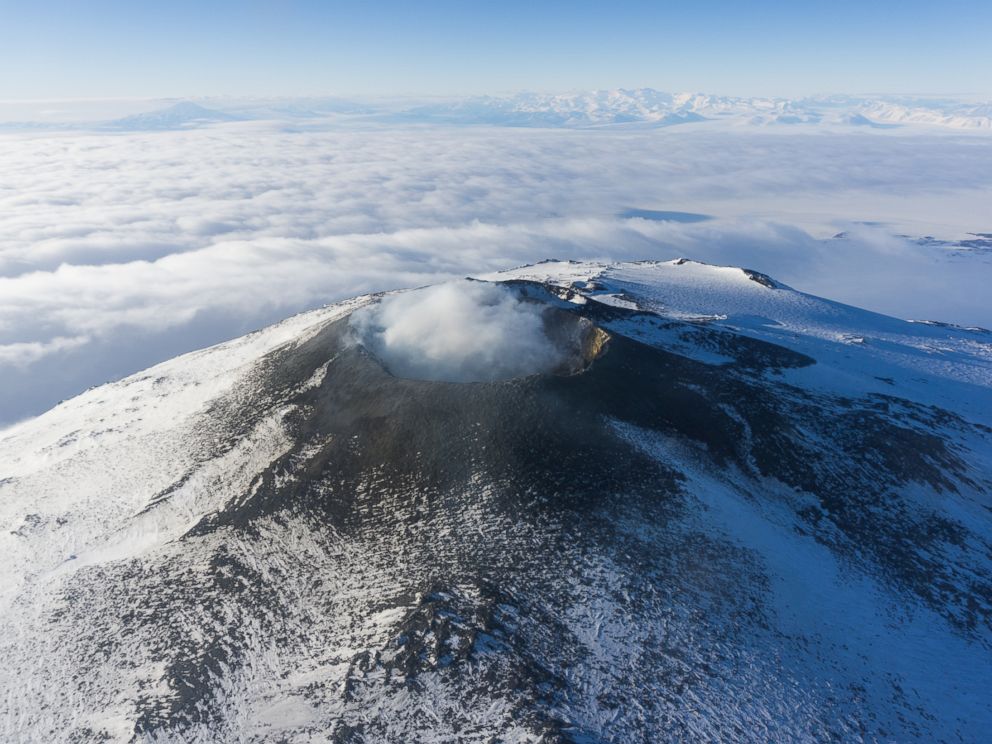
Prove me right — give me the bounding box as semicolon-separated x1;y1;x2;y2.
853;99;992;129
107;101;243;131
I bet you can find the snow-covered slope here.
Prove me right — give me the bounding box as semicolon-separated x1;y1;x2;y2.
1;261;990;742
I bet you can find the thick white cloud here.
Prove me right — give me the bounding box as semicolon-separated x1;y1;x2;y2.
1;121;990;424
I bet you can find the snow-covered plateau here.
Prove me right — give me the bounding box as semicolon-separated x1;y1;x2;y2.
1;260;990;742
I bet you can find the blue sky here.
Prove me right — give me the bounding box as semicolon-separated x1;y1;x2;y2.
1;0;990;98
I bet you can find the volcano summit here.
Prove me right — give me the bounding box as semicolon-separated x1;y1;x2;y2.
1;261;990;742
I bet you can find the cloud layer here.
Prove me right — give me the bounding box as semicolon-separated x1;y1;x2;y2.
1;121;990;424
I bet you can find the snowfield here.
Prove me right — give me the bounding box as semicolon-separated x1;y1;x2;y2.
1;260;990;742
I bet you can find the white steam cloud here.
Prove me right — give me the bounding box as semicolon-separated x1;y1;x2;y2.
349;281;565;382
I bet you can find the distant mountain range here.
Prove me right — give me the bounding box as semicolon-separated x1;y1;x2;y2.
3;89;991;131
396;89;992;129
